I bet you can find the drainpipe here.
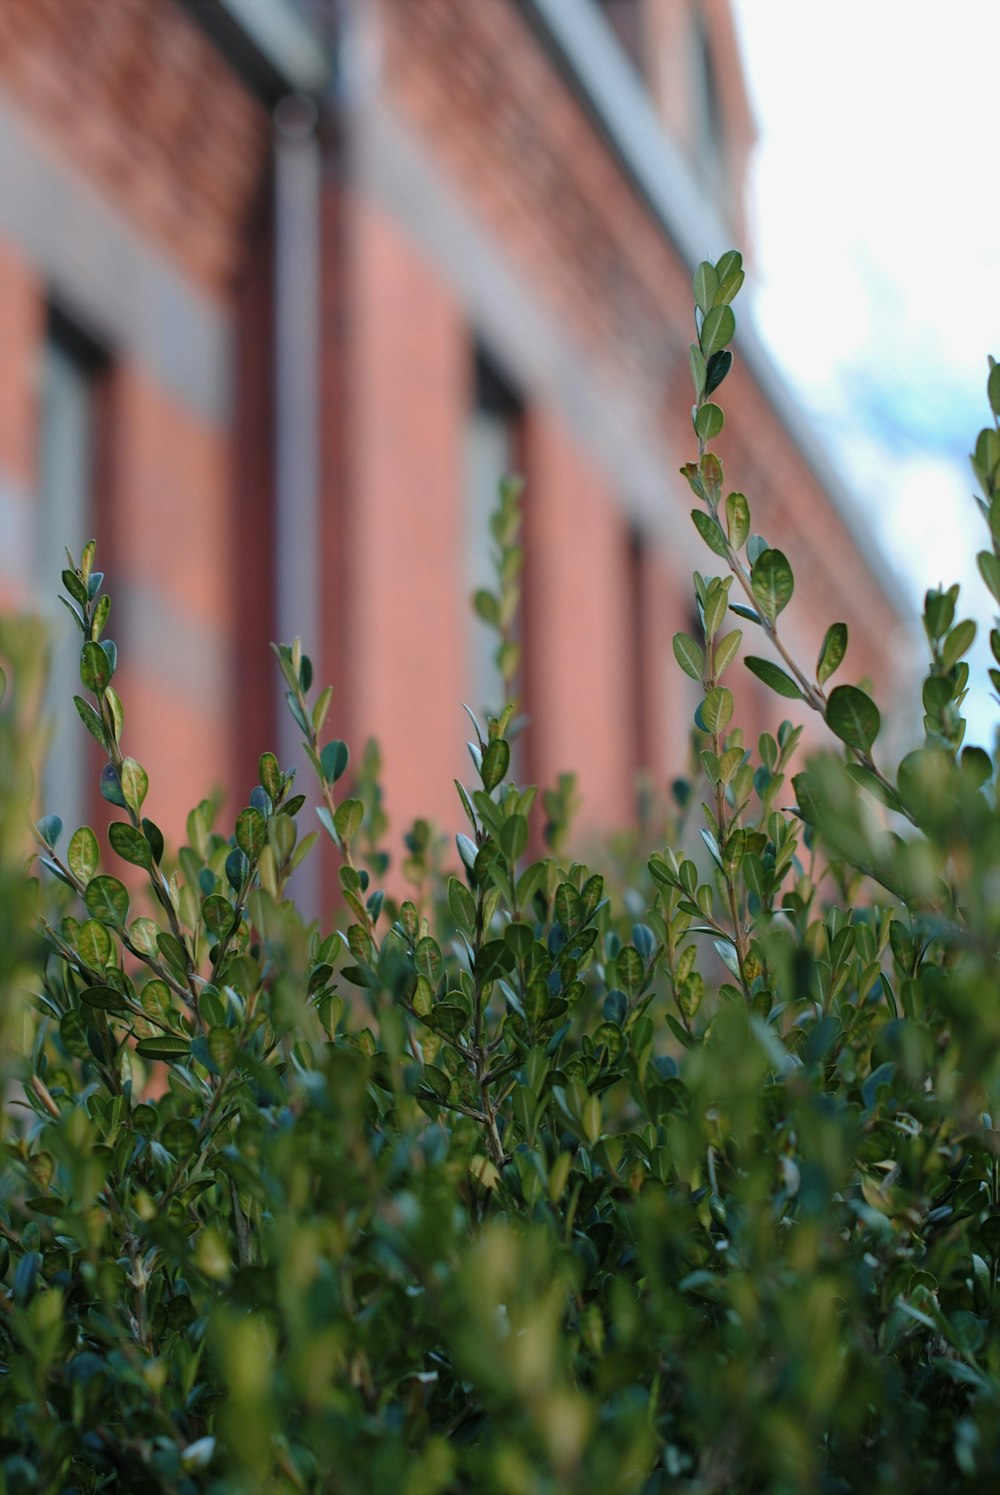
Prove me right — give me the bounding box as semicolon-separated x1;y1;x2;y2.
273;93;322;913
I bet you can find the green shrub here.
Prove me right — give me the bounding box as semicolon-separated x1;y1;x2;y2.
2;256;999;1494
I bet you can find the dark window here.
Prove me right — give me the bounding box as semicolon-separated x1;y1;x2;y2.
689;12;726;184
464;349;522;723
37;308;107;830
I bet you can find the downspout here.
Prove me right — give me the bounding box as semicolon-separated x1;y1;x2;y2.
273;92;322;912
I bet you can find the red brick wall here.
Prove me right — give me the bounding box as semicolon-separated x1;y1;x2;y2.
0;0;269;300
523;407;637;831
341;196;470;837
0;0;271;841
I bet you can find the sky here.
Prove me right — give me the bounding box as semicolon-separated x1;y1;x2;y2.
730;1;1000;745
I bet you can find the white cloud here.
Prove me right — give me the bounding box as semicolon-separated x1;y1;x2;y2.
731;0;1000;744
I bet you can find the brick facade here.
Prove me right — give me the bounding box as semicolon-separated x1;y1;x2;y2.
0;0;908;859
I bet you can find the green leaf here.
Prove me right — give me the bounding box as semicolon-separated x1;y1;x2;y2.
701;686;733;735
447;875;477;931
617;946;644;999
235;807;267;859
817;622;848;686
693;260;718;315
259;752;282;801
135;1036;191;1062
750;549;794;624
100;764;127;810
427;1003;467;1038
700;453;724;503
80;984;129;1014
942;618;977;670
62;568;88;606
415;936;442;984
481;738;510;792
715;265;745;306
320;739;350;784
105;685;124;747
118;765;146;825
978;550;1000;602
225;848;249;893
335;799;364;844
77;918;113;968
202;894;236;938
672;632;705;681
725;492;750;550
68;826;100;885
713;629;742;678
80;640;111;692
689;342;707;398
705;349;733;396
73;694;108;749
500;813;528;864
691;509;729;558
36;814;63;850
157;932;190;980
700;304;735;359
473;589;500;626
475;940;515;985
744;656;804;700
108;821;153;870
826;684;881;754
695;403;724;441
84;874;130;927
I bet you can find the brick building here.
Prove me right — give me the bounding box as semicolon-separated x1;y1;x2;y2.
0;0;906;852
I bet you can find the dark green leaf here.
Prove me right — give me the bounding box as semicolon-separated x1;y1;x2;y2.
225;848;249;893
80;984;129;1013
108;821;153;870
744;656;804;700
320;739;350;784
481;738;510;792
135;1036;191;1061
142;817;164;864
100;764;127;809
705;349;733;396
475;940;515;984
826;684;881;754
